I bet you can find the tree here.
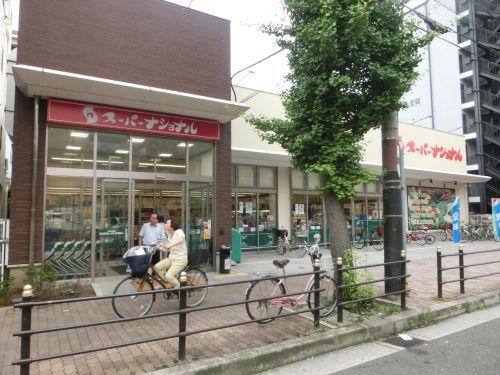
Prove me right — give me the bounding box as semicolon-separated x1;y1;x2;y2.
247;0;433;261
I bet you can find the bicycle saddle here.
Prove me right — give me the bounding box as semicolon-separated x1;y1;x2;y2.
273;259;289;269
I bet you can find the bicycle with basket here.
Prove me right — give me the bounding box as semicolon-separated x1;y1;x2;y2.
112;245;208;318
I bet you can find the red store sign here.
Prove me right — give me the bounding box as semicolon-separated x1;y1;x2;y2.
47;99;220;140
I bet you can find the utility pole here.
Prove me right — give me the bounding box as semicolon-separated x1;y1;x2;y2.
382;111;404;293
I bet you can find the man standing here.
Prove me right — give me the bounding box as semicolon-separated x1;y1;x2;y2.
138;213;166;266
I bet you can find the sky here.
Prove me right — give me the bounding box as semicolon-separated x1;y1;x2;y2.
10;0;290;94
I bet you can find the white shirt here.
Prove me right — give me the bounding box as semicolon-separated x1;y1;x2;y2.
139;223;165;246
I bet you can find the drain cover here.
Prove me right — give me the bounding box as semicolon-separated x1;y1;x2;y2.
384;335;425;348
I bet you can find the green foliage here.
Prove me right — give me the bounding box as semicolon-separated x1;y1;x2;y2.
342;249;375;312
25;261;58;293
373;301;400;316
0;276;15;298
465;301;486;313
404;309;438;330
247;0;434;199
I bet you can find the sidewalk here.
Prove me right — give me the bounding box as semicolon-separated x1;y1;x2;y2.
2;241;500;374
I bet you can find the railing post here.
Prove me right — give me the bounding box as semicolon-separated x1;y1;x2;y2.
178;272;187;361
20;285;33;375
313;258;321;328
400;250;406;310
336;257;343;323
459;245;465;294
437;247;443;298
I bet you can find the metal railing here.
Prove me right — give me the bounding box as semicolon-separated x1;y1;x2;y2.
476;0;500;15
481;121;500;140
436;246;500;298
335;250;410;323
478;59;500;77
12;264;325;375
480;90;500;108
476;28;500;45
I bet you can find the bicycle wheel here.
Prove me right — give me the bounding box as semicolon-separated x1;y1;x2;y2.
245;278;286;324
372;233;384;251
307;274;337;318
416;232;427;246
351;234;365;249
288;238;298;252
276;238;286;255
185;267;208;307
426;234;436;245
295;245;307;257
112;276;154;318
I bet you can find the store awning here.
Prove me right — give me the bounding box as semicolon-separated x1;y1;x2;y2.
13;64;250;123
362;162;491;184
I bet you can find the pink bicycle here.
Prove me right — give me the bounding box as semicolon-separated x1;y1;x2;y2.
245;254;337;324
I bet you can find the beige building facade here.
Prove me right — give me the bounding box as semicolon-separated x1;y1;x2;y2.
231;86;490;250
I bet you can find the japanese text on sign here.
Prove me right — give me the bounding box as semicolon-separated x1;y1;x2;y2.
47;99;220;140
398;136;463;162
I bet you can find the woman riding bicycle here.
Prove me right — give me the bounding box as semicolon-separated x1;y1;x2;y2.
153;218;188;289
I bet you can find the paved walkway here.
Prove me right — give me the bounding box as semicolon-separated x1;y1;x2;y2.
1;240;499;374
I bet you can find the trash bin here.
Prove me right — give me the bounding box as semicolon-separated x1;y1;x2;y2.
219;245;231;274
231;228;241;263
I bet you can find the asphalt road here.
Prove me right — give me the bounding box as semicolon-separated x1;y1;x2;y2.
261;303;500;375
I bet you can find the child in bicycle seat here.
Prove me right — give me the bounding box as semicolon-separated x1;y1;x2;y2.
153;218;188;289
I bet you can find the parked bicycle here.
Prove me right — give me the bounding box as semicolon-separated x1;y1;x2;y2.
245;253;337;323
439;223;453;241
276;229;306;257
112;246;208;318
406;227;436;245
351;227;384;251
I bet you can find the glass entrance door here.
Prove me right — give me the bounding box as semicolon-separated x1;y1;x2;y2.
96;179;130;277
188;182;212;264
132;180;184;246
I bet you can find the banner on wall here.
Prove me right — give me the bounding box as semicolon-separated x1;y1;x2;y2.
493;198;500;241
407;186;456;229
452;197;460;243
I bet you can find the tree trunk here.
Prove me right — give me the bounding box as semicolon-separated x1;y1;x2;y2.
324;191;350;266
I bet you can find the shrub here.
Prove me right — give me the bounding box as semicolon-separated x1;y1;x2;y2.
24;261;57;293
342;249;374;312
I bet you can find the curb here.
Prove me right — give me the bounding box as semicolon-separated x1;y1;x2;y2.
148;290;500;375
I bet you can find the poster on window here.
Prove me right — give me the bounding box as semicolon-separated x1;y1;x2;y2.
493;198;500;241
407;186;456;229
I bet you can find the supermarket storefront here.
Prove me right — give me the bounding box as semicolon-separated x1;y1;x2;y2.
231;86;490;251
43;99;220;278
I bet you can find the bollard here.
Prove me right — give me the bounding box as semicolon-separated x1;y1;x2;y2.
336;257;343;323
178;272;187;361
20;285;33;375
400;250;406;310
436;247;442;298
313;258;321;328
459;245;465;294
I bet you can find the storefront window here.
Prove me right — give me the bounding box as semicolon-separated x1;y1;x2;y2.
366;182;378;193
96;132;130;171
291;170;305;189
233;191;277;250
292;194;307;232
237;165;256;187
308;173;321;190
258;167;276;188
236;193;257;232
258;193;277;231
44;176;93;277
189;141;213;176
132;136;186;174
47;127;94;169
